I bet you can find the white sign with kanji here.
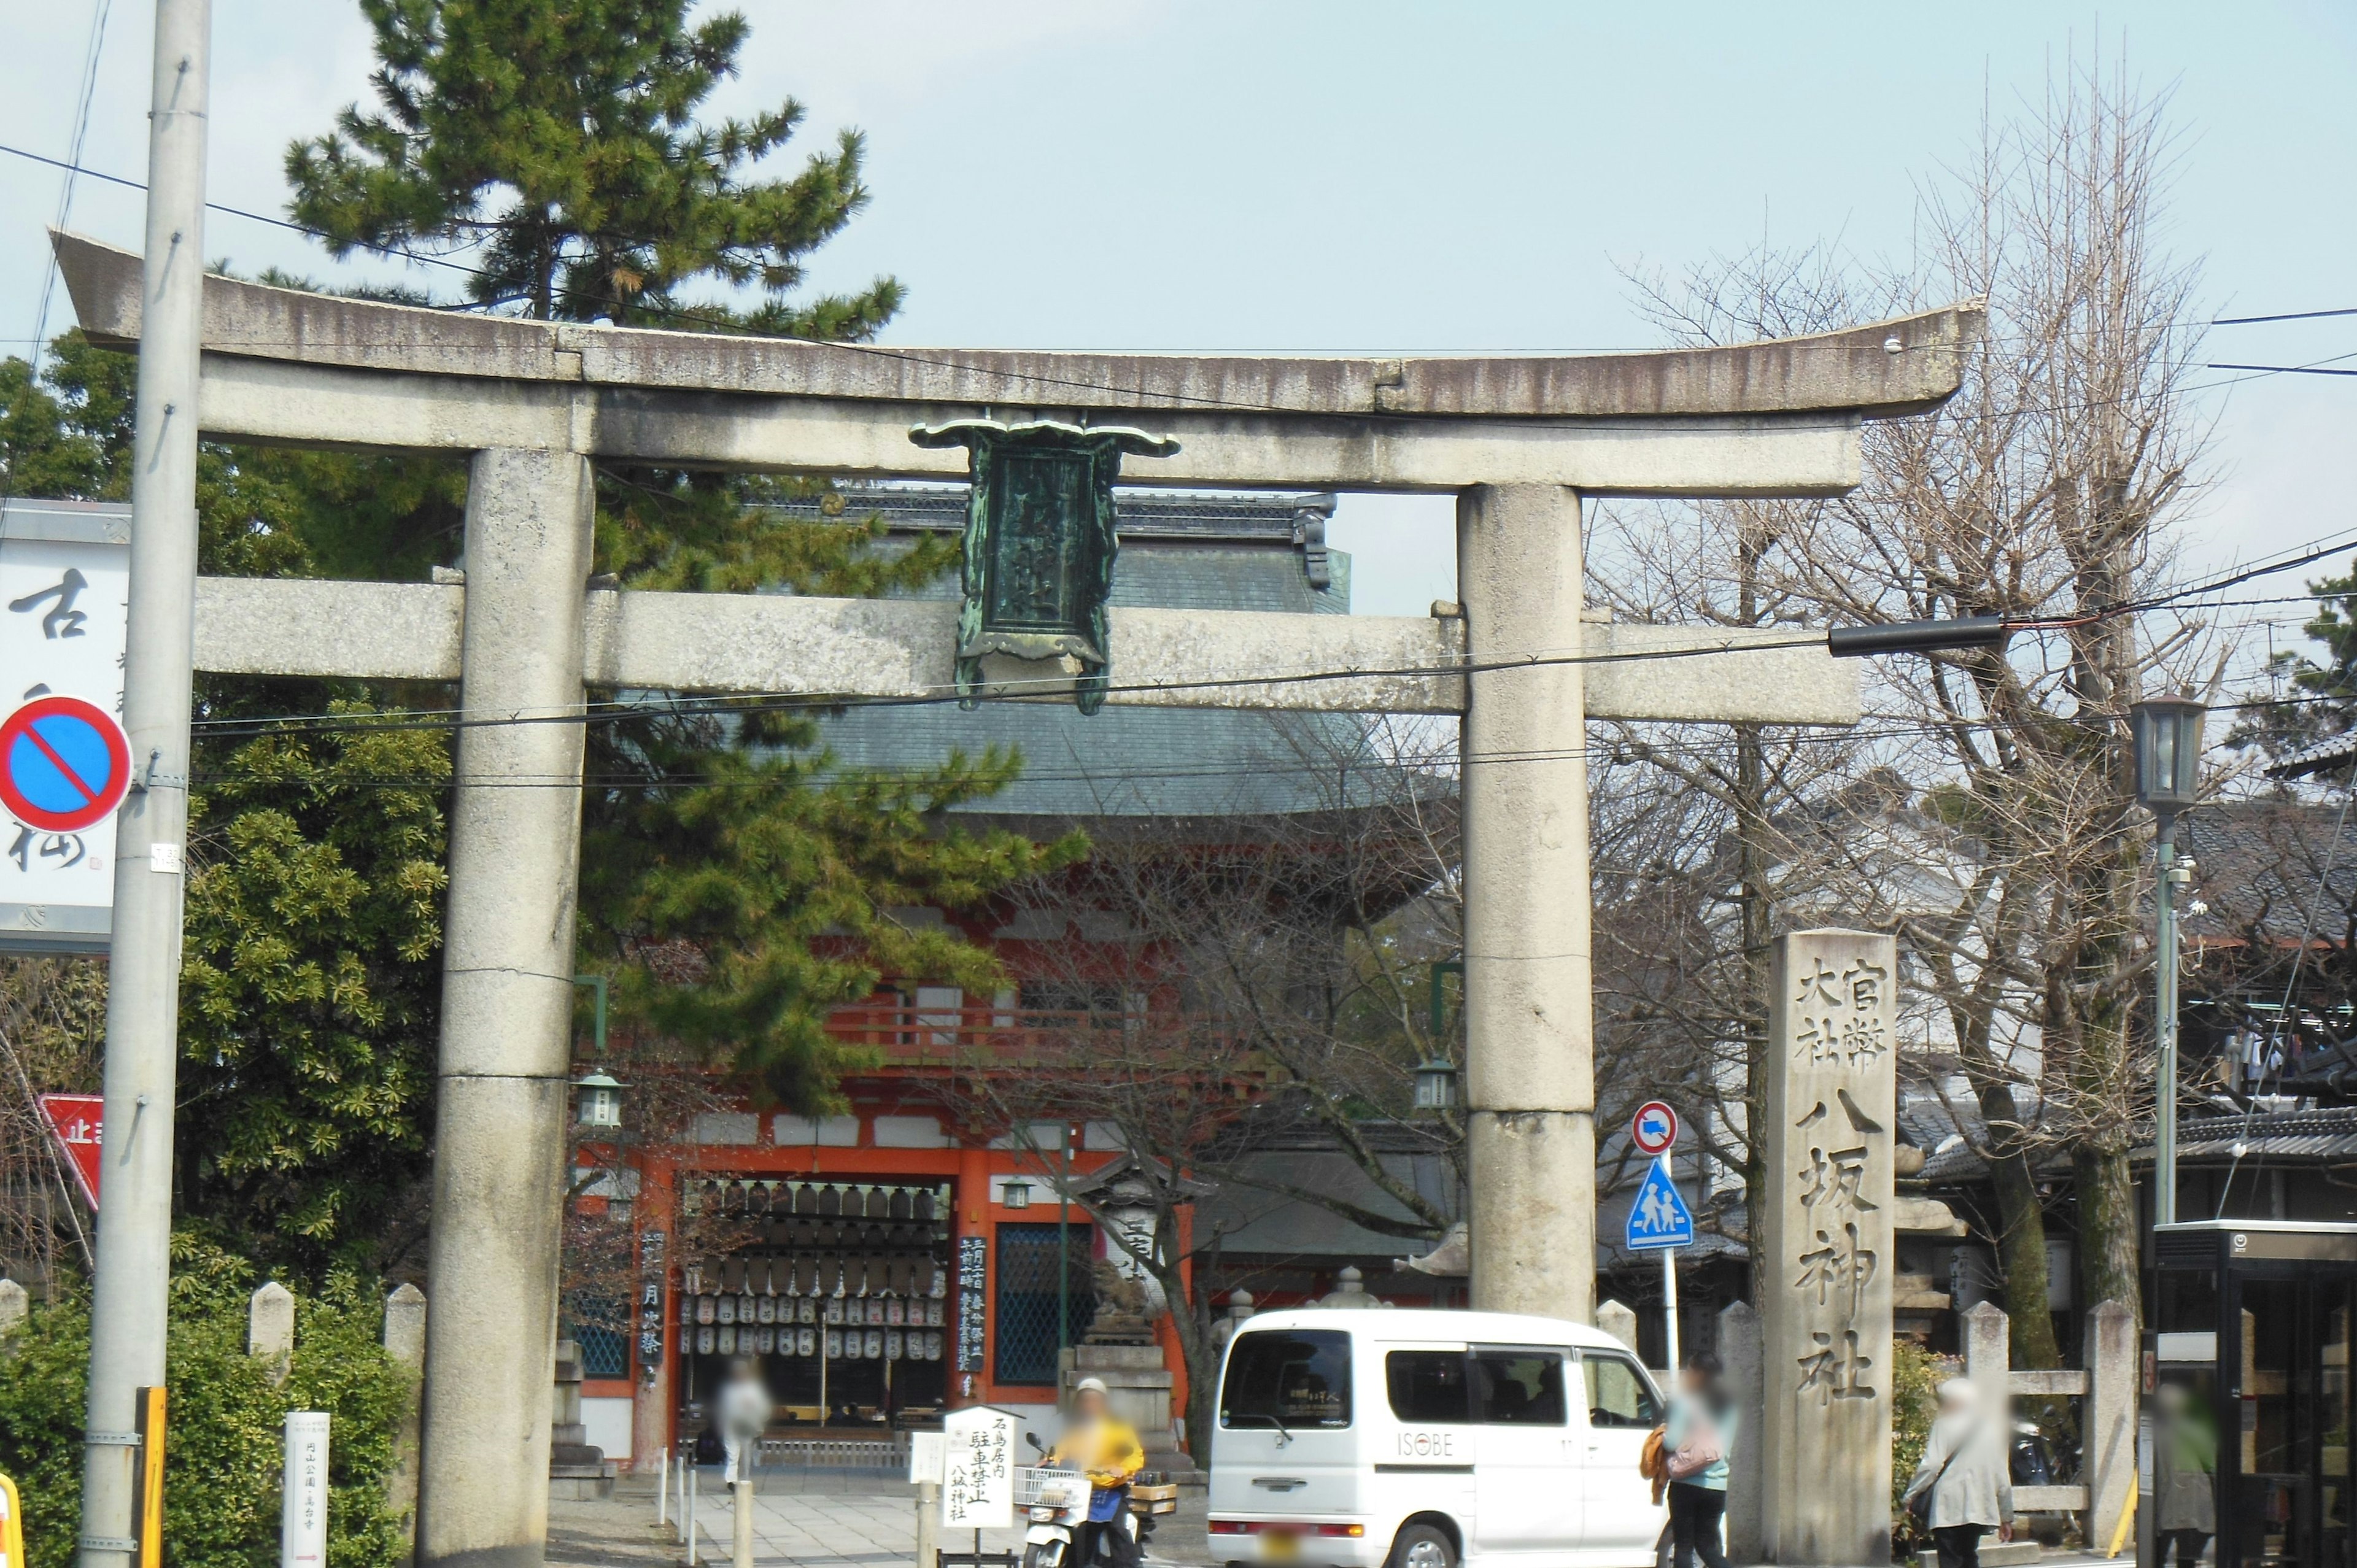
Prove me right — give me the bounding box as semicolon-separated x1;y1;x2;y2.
0;500;128;953
940;1405;1016;1530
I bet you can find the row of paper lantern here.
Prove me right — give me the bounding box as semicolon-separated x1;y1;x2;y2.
686;1254;945;1299
689;1292;945;1328
688;1324;944;1361
685;1178;950;1222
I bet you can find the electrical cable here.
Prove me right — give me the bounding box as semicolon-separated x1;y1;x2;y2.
9;136;2357;428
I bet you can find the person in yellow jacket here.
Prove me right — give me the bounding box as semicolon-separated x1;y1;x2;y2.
1048;1378;1146;1567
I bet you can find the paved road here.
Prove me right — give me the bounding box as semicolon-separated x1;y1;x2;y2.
553;1471;1213;1568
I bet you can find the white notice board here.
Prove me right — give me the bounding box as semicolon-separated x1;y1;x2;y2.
0;500;128;953
941;1406;1015;1530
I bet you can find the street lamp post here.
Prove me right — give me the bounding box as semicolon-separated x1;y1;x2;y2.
2131;692;2205;1227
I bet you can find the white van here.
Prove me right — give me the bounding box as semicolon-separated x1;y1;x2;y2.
1209;1309;1668;1568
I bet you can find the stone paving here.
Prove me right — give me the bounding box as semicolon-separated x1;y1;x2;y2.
551;1473;2124;1568
551;1470;1212;1568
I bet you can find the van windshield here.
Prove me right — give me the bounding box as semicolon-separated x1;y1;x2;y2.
1221;1330;1352;1429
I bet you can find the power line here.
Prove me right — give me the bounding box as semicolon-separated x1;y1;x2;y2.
2207;363;2357;378
10;137;2357;429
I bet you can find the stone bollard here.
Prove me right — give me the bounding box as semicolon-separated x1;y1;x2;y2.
1961;1299;2011;1432
250;1280;296;1384
1595;1299;1641;1360
1717;1299;1764;1562
2084;1299;2137;1554
0;1276;27;1341
384;1283;427;1567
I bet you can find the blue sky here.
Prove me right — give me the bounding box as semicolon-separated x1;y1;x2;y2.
2;1;2351;626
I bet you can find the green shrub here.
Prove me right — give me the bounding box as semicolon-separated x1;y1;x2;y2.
0;1267;411;1568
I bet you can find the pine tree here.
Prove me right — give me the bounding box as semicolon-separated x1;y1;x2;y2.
2229;560;2357;765
285;1;1076;1111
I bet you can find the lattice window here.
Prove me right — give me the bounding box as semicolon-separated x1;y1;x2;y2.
993;1222;1096;1386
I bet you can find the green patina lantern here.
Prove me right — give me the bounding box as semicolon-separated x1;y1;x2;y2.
908;418;1180;714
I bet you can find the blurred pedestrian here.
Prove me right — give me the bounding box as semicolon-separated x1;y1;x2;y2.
1902;1378;2014;1568
1663;1350;1734;1568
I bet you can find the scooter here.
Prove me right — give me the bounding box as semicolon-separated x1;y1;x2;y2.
1018;1435;1151;1568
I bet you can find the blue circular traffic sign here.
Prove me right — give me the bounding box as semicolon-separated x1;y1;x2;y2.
0;696;132;833
1631;1100;1678;1156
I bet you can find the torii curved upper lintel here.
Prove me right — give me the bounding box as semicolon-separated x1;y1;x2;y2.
53;228;1977;425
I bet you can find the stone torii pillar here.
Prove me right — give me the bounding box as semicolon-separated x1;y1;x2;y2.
56;228;1975;1568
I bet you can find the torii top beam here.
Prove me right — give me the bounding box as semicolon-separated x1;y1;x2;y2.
55;231;1978;498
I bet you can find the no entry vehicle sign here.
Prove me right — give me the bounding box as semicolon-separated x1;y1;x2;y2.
0;696;131;834
1631;1100;1678;1156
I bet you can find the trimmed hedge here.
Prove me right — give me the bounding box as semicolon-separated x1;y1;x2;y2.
0;1269;409;1568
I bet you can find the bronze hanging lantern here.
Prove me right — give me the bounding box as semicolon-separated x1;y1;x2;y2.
908;418;1180;713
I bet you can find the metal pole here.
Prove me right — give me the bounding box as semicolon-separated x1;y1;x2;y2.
731;1478;754;1568
1661;1247;1681;1378
79;6;210;1566
2154;824;2180;1227
1058;1123;1070;1402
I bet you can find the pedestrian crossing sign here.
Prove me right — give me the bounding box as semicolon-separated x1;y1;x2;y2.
1624;1157;1694;1249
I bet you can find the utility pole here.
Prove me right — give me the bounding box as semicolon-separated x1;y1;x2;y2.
2153;827;2182;1225
77;5;211;1566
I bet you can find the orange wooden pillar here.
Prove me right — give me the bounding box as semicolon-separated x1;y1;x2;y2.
951;1143;993;1407
630;1156;678;1470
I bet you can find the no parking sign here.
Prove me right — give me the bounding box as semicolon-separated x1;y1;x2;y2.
0;697;131;833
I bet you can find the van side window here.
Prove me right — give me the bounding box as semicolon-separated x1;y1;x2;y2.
1387;1350;1470;1422
1473;1351;1566;1425
1221;1330;1353;1429
1581;1353;1662;1429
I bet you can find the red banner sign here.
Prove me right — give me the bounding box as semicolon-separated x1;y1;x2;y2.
37;1093;102;1208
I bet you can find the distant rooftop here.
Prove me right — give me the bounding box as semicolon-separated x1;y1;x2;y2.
783;485;1376;821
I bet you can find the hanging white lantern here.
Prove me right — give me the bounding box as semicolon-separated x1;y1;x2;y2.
697;1295;716;1326
864;1329;883;1359
697;1326;715;1356
717;1296;736;1326
825;1329;842;1359
887;1299;905;1326
886;1329;904;1361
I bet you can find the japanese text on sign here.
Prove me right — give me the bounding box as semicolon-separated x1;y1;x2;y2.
940;1406;1015;1529
638;1229;667;1383
956;1235;987;1372
1;508;129;952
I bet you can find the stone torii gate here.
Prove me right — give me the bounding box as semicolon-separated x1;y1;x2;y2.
57;231;1973;1568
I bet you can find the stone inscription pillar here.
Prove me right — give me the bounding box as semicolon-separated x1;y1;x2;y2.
1759;928;1898;1564
417;446;596;1568
1458;483;1596;1321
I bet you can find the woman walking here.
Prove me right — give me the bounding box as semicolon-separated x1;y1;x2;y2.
1662;1351;1735;1568
1902;1379;2016;1568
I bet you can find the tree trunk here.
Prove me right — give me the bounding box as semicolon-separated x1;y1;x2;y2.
2075;1137;2142;1332
1981;1081;2063;1370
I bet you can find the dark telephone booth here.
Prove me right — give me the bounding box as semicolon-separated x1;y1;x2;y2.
2150;1221;2357;1568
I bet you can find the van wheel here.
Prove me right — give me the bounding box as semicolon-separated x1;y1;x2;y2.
1388;1524;1456;1568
